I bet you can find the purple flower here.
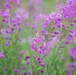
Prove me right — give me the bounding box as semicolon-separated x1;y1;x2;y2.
24;72;27;75
47;41;52;49
27;70;31;74
20;67;25;71
40;70;44;73
53;31;60;35
40;62;45;67
25;22;29;27
69;47;76;59
4;68;8;71
25;62;30;65
69;30;75;37
17;73;21;75
33;38;41;44
18;53;20;58
67;63;76;70
24;56;30;60
13;0;21;7
67;70;71;75
22;50;27;54
1;29;8;38
30;44;37;51
40;29;45;33
5;4;12;9
14;69;18;73
73;37;76;44
37;57;42;63
61;57;65;61
31;25;35;29
5;42;9;46
18;27;22;31
0;52;5;58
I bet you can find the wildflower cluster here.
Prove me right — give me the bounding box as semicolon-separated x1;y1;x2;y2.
0;0;76;75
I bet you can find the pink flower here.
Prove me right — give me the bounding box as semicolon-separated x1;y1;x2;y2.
0;52;5;58
1;29;8;38
33;38;41;44
16;7;28;20
34;0;41;5
47;41;52;49
12;0;21;7
69;47;76;59
73;37;76;44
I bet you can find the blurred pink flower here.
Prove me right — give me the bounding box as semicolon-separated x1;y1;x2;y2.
1;29;8;38
69;47;76;59
16;7;28;20
0;52;5;58
47;41;52;49
73;37;76;44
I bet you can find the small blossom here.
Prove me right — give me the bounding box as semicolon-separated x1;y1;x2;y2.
25;22;29;26
14;69;18;73
22;50;27;54
17;73;21;75
24;72;27;75
31;25;35;29
20;67;25;71
5;42;9;46
4;68;8;71
67;63;76;70
40;62;45;67
69;47;76;59
67;70;71;75
0;52;5;58
24;56;30;60
40;70;44;73
25;62;30;65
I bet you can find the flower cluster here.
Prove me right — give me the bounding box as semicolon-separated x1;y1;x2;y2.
0;0;76;75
